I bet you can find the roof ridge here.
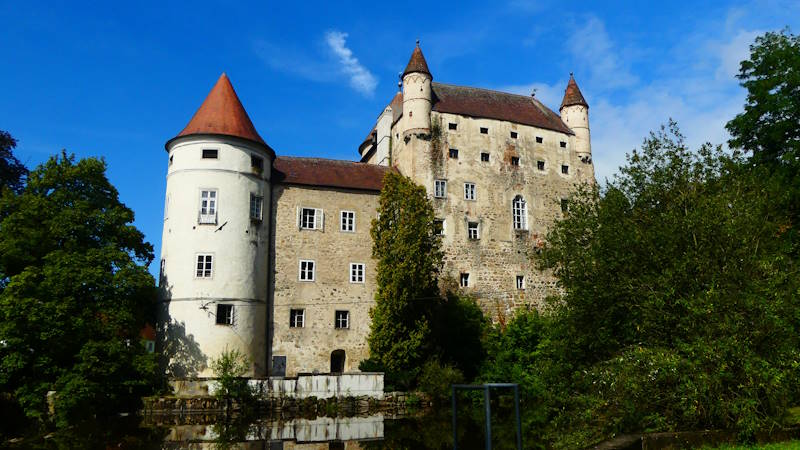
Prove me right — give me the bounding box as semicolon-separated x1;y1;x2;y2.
277;155;371;164
432;81;541;103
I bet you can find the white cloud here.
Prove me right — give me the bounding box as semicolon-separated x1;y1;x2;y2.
325;31;377;97
566;16;638;91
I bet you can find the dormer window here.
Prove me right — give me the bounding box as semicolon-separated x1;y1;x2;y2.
202;149;218;159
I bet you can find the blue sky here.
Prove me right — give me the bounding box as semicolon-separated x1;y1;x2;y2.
1;0;798;276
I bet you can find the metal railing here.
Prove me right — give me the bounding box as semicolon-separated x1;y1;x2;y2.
451;383;522;450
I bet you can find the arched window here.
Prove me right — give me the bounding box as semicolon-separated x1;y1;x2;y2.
512;195;527;230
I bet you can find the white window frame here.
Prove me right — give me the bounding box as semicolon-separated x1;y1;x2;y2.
340;210;355;232
434;218;445;236
350;262;365;283
434;179;447;198
250;193;263;221
298;207;324;230
335;310;350;329
460;273;470;287
195;254;213;278
199;189;218;224
464;182;476;201
512;195;528;230
290;309;305;328
299;259;316;282
468;222;480;240
516;275;526;290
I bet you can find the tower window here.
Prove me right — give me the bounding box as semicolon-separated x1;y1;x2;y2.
480;127;488;134
350;263;365;283
251;154;264;172
196;254;213;278
537;160;545;171
468;222;480;240
481;152;490;162
510;131;518;139
560;141;567;148
464;182;476;201
216;304;234;325
449;148;459;159
460;273;470;287
250;194;263;221
511;157;520;166
516;275;525;290
512;195;527;230
299;260;315;281
199;190;217;224
434;219;445;235
561;164;569;175
340;211;355;232
535;136;543;143
290;309;305;328
434;179;447;198
202;149;218;159
448;122;458;130
335;310;350;329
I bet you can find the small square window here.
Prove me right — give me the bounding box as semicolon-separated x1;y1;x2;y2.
335;310;350;329
448;122;458;130
202;149;218;159
481;152;490;162
434;179;447;198
561;198;569;213
216;304;233;325
340;211;355;232
464;182;476;201
516;275;525;290
537;160;545;171
468;222;479;240
560;141;567;148
350;263;365;283
196;254;213;278
434;219;445;235
460;273;470;287
480;127;488;134
250;193;263;221
449;148;459;159
251;154;264;171
510;131;518;139
511;157;520;166
561;164;569;175
299;260;315;281
290;309;305;328
535;136;543;143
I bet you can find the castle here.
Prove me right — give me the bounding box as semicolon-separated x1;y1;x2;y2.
158;43;594;379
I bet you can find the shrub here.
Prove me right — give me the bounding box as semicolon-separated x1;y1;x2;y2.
211;347;253;404
418;359;464;403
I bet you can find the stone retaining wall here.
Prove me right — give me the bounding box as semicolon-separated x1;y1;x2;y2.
167;373;383;399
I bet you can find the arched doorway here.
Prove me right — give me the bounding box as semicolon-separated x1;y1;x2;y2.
330;349;346;373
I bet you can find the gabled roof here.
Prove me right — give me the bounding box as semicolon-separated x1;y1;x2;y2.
167;73;272;152
560;74;588;109
273;156;390;192
402;45;431;78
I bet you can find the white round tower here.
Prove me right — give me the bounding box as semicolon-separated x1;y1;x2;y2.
401;41;433;136
560;74;591;163
159;73;273;378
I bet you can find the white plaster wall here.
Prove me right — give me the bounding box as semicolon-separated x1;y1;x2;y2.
402;73;432;133
160;136;272;377
374;107;393;166
561;104;592;162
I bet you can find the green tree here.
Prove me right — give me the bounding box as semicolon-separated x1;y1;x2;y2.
0;130;27;195
366;171;443;375
0;152;158;427
726;29;800;166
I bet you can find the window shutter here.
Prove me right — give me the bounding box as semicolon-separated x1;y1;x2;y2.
296;206;301;229
316;208;324;230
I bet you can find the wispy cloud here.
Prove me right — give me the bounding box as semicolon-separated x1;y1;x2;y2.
566;16;638;91
324;31;377;97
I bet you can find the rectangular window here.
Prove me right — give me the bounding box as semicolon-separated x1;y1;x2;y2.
216;304;233;325
481;152;490;162
537;160;545;171
561;198;569;213
335;310;350;329
299;260;315;281
561;164;569;175
434;179;447;198
434;218;445;235
340;211;355;232
350;263;365;283
511;156;520;166
468;222;479;240
202;149;218;159
460;273;470;287
510;131;518;139
448;122;458;130
251;154;264;172
199;190;217;224
464;183;476;201
480;127;488;134
299;207;323;230
250;193;263;221
196;254;213;278
290;309;305;328
516;275;525;290
449;148;459;159
560;141;567;148
535;136;543;143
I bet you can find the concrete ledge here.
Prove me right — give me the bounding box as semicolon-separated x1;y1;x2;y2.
168;372;384;399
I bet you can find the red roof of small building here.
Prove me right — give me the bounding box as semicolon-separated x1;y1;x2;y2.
273;156;390;191
560;74;588;109
167;73;272;152
402;44;431;78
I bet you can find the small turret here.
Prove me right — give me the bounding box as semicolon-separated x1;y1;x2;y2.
560;74;591;163
401;41;432;135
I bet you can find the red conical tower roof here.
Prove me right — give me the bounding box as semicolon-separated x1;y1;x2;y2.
560;74;588;109
402;41;432;78
167;73;269;150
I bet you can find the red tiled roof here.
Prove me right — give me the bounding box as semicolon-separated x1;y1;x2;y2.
167;73;272;152
273;156;389;191
560;75;588;109
402;45;431;78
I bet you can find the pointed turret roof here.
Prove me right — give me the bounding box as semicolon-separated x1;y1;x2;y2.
560;74;588;109
167;73;271;151
402;41;432;78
